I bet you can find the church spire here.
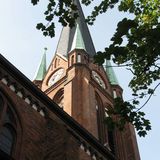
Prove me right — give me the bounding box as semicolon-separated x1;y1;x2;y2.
34;48;47;81
55;0;96;57
104;60;119;85
70;23;86;51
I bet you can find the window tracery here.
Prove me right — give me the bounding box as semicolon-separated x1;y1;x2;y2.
0;92;20;158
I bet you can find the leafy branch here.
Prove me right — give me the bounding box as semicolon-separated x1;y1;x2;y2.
105;97;152;137
136;82;160;112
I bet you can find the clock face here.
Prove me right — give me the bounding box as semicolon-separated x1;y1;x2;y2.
48;68;64;86
92;71;106;89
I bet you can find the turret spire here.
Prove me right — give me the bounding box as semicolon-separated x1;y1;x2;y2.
34;48;47;81
70;23;86;51
104;60;119;85
55;0;96;57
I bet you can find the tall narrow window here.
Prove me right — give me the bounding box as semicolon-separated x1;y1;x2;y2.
95;94;106;144
113;90;117;98
77;53;81;63
0;92;20;158
96;102;102;142
71;55;74;65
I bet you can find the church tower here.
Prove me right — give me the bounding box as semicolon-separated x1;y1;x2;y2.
34;0;140;159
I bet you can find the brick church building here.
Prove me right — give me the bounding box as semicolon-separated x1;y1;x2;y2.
0;0;140;159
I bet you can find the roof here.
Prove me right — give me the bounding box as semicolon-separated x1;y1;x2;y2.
70;23;86;51
55;0;96;57
103;60;119;85
34;49;47;81
0;53;115;160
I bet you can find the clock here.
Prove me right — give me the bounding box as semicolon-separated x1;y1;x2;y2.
48;68;64;86
92;71;106;89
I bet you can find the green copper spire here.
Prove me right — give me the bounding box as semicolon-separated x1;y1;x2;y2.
71;24;86;51
35;48;47;81
104;60;119;85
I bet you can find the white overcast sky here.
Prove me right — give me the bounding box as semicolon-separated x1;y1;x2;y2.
0;1;159;159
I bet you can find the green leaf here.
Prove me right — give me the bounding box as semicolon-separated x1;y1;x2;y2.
31;0;39;5
36;23;44;30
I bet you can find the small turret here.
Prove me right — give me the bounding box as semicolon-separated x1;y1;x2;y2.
33;48;47;88
70;24;86;51
103;60;123;98
104;60;119;85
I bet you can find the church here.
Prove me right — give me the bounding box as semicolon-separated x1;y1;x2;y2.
0;0;140;159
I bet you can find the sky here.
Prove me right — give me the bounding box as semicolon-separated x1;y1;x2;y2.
0;1;159;159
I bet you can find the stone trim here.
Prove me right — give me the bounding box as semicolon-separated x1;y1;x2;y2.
1;77;46;117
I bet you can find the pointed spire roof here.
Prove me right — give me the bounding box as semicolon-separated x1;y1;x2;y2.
104;60;119;85
71;23;86;51
34;48;47;81
55;0;96;57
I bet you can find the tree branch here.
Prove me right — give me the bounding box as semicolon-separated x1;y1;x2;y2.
104;63;133;68
136;82;160;112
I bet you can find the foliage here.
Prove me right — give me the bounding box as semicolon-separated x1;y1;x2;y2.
31;0;160;136
32;0;79;37
105;97;151;137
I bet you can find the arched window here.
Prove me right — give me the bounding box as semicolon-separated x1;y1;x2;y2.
53;88;64;109
0;92;19;158
95;94;115;153
95;93;106;144
113;90;117;98
77;53;81;63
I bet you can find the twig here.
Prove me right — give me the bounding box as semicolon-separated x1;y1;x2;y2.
126;68;134;74
136;82;160;112
104;64;133;68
